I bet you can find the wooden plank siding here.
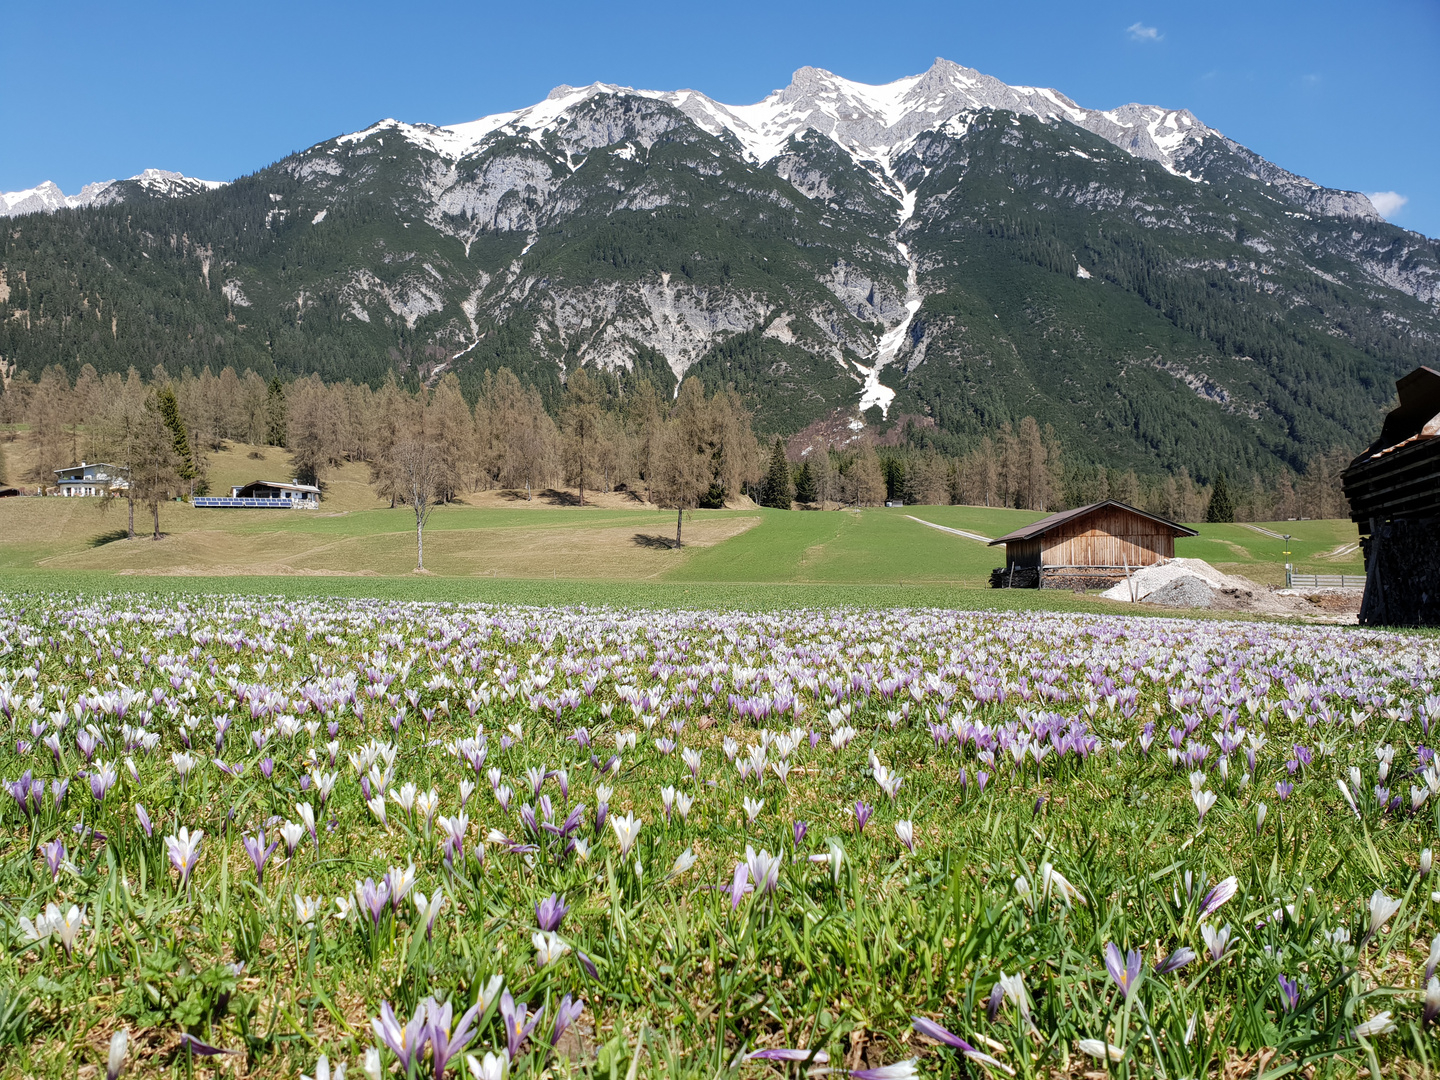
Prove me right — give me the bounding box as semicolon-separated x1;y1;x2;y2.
1003;506;1176;569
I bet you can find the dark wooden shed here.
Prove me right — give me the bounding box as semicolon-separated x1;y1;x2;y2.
989;500;1196;588
1340;365;1440;626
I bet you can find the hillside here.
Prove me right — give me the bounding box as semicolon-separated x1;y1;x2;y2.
2;59;1437;477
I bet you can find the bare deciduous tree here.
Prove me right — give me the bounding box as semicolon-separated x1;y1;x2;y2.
395;435;442;571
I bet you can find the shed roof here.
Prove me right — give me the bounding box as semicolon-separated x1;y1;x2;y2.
988;500;1197;546
1351;366;1440;463
240;480;321;494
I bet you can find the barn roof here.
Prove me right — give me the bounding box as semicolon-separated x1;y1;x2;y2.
1341;366;1440;524
988;500;1197;546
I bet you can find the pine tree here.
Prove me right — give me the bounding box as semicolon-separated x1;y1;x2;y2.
793;460;816;504
265;378;287;447
155;386;199;491
761;438;793;509
1206;469;1235;523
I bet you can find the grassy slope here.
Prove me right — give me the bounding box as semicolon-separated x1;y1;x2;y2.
0;437;1365;596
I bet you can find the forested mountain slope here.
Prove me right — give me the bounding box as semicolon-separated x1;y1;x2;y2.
2;58;1436;477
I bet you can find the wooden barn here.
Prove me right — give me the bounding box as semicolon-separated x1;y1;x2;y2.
1340;365;1440;626
989;500;1196;589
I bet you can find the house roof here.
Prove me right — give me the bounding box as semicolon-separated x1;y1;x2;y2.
54;462;126;477
988;500;1197;546
240;480;321;494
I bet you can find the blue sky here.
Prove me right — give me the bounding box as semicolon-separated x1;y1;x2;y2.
3;0;1437;235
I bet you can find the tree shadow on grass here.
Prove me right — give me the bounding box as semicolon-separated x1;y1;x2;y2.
632;534;679;550
89;529;132;548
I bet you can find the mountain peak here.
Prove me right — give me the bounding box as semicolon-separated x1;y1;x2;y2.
0;169;225;218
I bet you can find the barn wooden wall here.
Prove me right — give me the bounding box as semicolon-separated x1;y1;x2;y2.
1037;508;1176;567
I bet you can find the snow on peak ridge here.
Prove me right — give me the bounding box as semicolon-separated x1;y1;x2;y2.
0;169;226;218
352;57;1223;176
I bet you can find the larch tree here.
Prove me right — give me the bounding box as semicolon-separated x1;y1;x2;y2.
129;391;187;540
25;366;73;486
426;374;476;502
560;367;604;505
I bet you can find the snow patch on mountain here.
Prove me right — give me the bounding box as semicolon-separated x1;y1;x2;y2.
0;170;226;218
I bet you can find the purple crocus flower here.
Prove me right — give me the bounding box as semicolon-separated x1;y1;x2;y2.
1278;973;1300;1012
358;878;390;928
242;830;279;885
986;982;1006;1022
179;1033;237;1056
428;996;484;1078
912;1017;1013;1075
1104;943;1143;1001
552;994;585;1047
1153;946;1196;976
499;990;544;1060
40;838;65;881
854;801;873;832
535;893;569;933
371;1000;430;1074
89;761;118;804
51;779;68;810
576;949;599;979
135;803;153;838
1198;876;1239;919
793;820;809;847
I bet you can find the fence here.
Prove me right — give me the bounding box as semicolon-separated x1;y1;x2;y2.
1286;570;1365;589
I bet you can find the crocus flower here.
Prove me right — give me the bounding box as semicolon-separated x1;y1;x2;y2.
532;930;570;967
1201;922;1231;961
281;820;306;855
1153;947;1195;975
1368;890;1402;935
1278;973;1299;1012
428;996;485;1079
854;801;873;832
1353;1011;1397;1039
243;830;278;885
1426;977;1440;1026
728;861;752;910
610;812;641;857
466;1052;508;1080
1427;933;1440;981
40;838;65;881
536;893;569;932
912;1016;1015;1075
895;820;915;852
849;1060;918;1080
371;1000;430;1073
499;991;544;1060
90;760;118;804
107;1029;129;1080
1198;876;1238;919
1104;943;1143;1001
1077;1040;1124;1063
415;889;446;938
745;846;782;896
552;994;585;1048
165;826;204;886
793;820;808;847
179;1033;237;1057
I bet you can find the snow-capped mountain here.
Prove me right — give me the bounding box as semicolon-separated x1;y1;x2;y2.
340;58;1378;221
1;59;1435;476
0;169;225;218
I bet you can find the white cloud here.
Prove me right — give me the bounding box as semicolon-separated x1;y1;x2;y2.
1127;22;1162;41
1367;191;1408;219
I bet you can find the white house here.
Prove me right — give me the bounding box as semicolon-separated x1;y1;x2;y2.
53;462;130;497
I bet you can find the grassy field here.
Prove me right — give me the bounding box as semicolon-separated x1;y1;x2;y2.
0;439;1364;592
1;592;1435;1080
